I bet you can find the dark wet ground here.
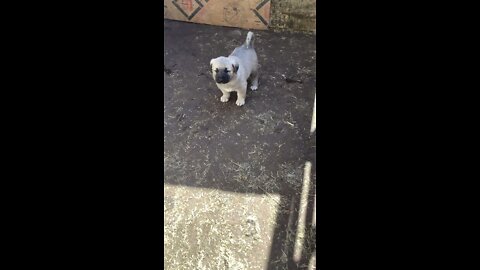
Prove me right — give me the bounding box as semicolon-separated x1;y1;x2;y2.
164;19;316;269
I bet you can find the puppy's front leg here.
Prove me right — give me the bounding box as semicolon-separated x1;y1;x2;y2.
220;89;230;102
236;85;247;106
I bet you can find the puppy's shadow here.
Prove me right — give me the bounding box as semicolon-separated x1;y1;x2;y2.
224;92;238;105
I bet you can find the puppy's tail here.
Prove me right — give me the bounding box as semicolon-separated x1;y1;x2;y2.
245;31;254;49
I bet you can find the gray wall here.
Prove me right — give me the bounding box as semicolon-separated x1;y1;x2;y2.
269;0;316;33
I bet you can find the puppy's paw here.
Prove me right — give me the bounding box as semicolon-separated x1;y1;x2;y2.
220;95;229;102
250;85;258;91
236;99;245;106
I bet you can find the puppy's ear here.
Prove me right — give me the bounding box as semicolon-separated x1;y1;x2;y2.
232;64;239;73
210;59;215;72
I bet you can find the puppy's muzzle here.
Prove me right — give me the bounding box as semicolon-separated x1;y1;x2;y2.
215;72;230;84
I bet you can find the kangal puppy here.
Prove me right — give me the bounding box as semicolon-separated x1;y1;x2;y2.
210;31;259;106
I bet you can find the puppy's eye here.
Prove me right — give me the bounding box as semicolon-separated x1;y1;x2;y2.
215;68;219;73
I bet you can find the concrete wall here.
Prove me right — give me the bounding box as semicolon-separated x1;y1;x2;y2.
269;0;316;33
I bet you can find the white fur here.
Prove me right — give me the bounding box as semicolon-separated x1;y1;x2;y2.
210;32;259;106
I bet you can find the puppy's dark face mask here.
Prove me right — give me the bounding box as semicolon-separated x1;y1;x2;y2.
212;64;239;84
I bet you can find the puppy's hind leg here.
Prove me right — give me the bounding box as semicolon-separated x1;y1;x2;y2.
250;71;259;91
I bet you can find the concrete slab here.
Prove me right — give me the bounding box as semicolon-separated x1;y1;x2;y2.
164;20;316;269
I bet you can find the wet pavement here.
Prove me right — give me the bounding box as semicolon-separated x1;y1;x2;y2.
164;19;316;269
